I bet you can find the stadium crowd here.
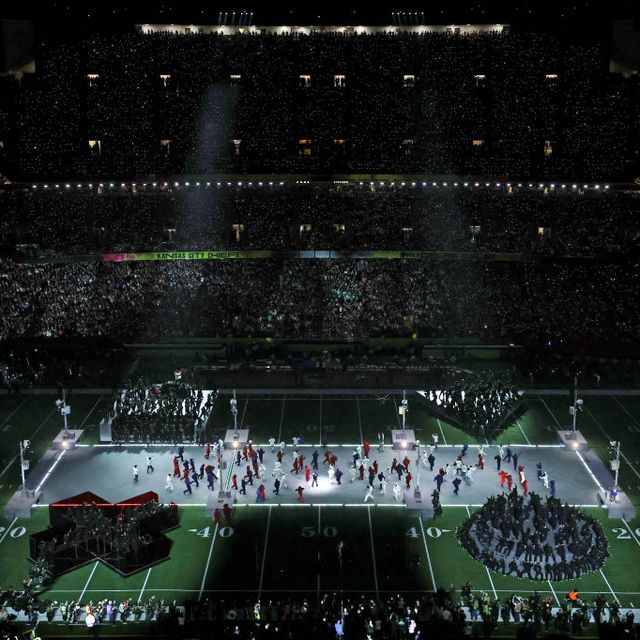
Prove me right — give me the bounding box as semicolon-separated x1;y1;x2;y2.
1;258;639;343
1;586;637;639
1;186;639;256
0;31;637;180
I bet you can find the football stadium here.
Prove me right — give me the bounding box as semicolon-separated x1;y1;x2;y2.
0;1;639;639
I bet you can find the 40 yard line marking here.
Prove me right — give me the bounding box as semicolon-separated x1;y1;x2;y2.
466;505;497;599
198;456;235;600
417;517;436;591
240;397;249;427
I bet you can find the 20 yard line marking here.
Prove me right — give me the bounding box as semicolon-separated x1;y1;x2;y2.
599;569;620;603
466;505;497;599
585;408;640;482
138;568;152;602
417;517;436;591
79;561;99;603
367;506;379;601
257;505;272;601
620;518;640;548
514;418;531;445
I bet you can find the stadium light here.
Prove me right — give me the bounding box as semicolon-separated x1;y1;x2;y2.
279;181;284;185
538;183;543;188
594;184;600;189
583;184;588;188
121;183;126;188
422;182;426;186
206;182;211;186
227;182;232;186
550;184;555;188
496;182;500;187
605;185;610;189
195;182;200;186
474;182;479;187
152;182;157;187
258;181;263;186
572;184;577;188
485;183;490;187
411;182;416;186
55;184;60;188
32;185;37;189
65;184;70;188
433;182;437;186
561;184;566;188
464;182;468;186
44;184;48;189
185;182;190;186
89;183;93;188
443;182;447;186
454;182;458;186
238;181;242;186
269;182;273;185
528;183;533;187
517;183;522;187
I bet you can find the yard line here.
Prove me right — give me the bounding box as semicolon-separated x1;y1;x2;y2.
548;580;560;606
417;517;436;591
392;396;402;428
240;397;249;427
585;408;640;483
539;399;563;429
0;455;18;482
317;505;321;607
319;395;323;446
612;396;640;428
620;518;640;548
0;399;27;430
599;569;620;603
465;505;497;599
0;518;17;546
276;396;286;444
367;506;380;601
435;419;448;446
257;505;273;601
138;568;152;602
514;418;531;445
79;394;104;429
356;396;364;445
79;561;99;603
199;456;235;600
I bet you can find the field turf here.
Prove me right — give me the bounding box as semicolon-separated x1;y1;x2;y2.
0;391;639;606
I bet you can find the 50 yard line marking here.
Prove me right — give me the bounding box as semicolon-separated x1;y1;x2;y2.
465;505;497;599
356;396;364;445
319;395;323;446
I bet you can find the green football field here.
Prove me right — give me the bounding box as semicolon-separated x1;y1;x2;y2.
0;391;639;606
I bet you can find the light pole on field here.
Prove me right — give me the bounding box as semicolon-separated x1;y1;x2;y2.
569;377;583;439
19;439;31;495
55;389;71;439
